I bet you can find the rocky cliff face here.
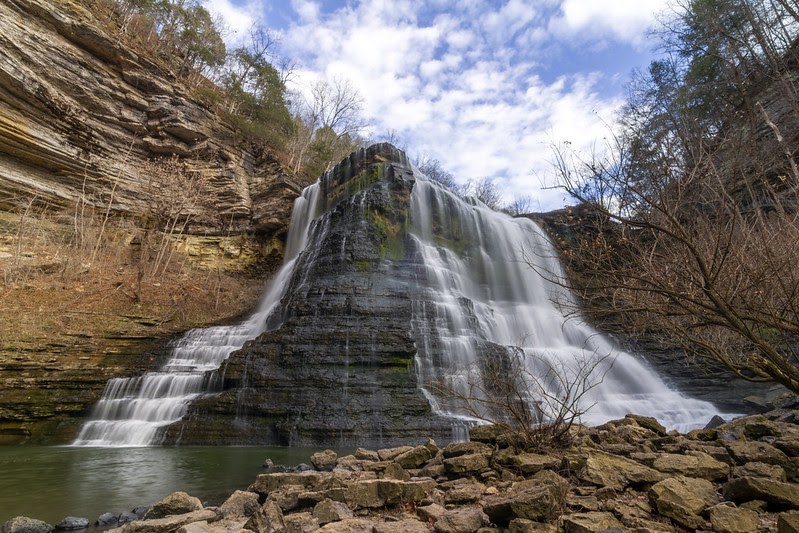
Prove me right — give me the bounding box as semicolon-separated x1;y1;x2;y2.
0;0;300;236
162;144;455;447
0;0;302;443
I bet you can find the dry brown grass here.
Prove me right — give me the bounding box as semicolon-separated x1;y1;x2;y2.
0;205;265;351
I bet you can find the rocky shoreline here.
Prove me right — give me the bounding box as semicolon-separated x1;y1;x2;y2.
6;407;799;533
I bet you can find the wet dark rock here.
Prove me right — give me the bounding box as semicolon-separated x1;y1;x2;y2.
705;415;727;430
95;514;118;528
54;518;88;531
163;145;453;447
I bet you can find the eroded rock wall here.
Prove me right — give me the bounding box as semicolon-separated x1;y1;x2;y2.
0;0;302;443
164;145;455;447
0;0;300;236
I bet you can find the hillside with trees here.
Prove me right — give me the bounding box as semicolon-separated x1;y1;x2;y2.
547;0;799;393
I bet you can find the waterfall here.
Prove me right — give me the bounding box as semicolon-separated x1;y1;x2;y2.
71;184;324;447
73;145;728;447
409;175;724;433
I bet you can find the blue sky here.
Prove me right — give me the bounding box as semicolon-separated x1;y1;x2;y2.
202;0;672;211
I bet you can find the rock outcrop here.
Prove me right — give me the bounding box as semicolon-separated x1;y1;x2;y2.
0;0;300;236
162;144;454;446
0;0;302;443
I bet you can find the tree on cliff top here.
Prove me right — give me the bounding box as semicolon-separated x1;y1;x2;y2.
288;77;367;180
544;0;799;393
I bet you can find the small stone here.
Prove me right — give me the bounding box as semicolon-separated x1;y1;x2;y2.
443;481;485;504
117;512;139;525
650;450;729;480
1;517;54;533
95;513;118;528
434;506;489;533
560;511;624;533
313;499;354;525
625;414;667;435
723;476;799;509
381;462;410;481
283;512;319;533
441;441;492;458
580;450;665;490
219;490;261;518
372;519;429;533
726;441;796;478
394;445;433;469
649;475;719;529
143;492;202;519
377;446;413;461
735;461;787;481
509;452;560;474
708;504;760;533
508;519;557;533
778;510;799;533
311;450;338;472
316;518;376;532
54;517;88;531
417;503;446;523
443;452;491;475
353;448;379;461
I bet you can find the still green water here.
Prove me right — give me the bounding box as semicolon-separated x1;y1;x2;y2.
0;446;329;525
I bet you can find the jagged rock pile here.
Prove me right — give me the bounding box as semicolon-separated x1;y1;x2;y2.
7;411;799;533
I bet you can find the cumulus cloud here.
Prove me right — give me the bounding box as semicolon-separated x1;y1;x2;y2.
202;0;262;43
200;0;665;210
549;0;670;47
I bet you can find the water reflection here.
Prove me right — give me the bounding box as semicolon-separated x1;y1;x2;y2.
0;447;327;524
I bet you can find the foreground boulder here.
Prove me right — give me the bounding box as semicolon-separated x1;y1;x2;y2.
143;492;203;520
649;475;720;529
1;517;54;533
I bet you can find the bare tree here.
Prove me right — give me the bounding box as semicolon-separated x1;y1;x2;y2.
432;346;610;450
532;0;799;393
288;76;367;175
414;154;458;190
461;177;503;210
546;129;799;393
505;195;534;216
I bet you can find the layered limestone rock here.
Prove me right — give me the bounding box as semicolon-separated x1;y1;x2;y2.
0;0;299;236
162;144;454;446
0;0;301;442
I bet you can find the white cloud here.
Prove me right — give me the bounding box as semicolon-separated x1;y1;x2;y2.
199;0;663;210
549;0;670;46
201;0;261;43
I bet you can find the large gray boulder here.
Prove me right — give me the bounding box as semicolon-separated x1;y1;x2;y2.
649;475;719;529
560;512;624;533
723;476;799;509
433;506;489;533
579;449;665;489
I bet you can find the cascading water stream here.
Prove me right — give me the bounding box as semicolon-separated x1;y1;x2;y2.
73;145;728;447
72;184;324;447
409;175;725;433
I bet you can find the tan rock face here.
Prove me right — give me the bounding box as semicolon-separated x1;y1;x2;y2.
0;0;299;236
